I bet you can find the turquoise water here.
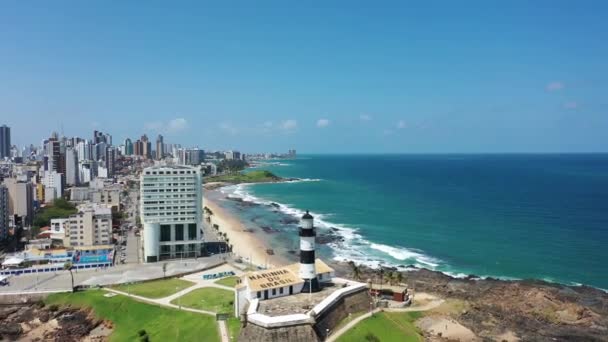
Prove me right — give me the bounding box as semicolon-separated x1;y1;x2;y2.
225;154;608;289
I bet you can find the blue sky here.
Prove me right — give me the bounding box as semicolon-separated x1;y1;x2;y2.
1;1;607;153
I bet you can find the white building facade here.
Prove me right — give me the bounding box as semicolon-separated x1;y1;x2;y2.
140;165;203;262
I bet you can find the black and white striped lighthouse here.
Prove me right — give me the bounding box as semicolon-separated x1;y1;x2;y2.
299;210;320;292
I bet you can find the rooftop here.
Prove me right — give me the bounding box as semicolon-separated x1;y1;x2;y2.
242;259;334;292
257;281;342;316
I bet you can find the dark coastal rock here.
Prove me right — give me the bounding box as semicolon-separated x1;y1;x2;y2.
261;226;279;234
280;217;299;225
331;260;608;342
226;196;244;202
269;202;280;208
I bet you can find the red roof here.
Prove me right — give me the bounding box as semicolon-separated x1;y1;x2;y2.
40;226;51;231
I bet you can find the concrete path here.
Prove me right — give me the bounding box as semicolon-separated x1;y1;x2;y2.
326;298;445;342
218;320;229;342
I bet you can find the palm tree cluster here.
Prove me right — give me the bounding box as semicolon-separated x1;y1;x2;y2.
348;261;404;285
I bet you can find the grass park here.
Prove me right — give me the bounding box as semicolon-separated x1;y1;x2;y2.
214;276;238;287
336;311;424;342
171;287;234;314
45;290;220;342
205;170;281;184
111;278;194;299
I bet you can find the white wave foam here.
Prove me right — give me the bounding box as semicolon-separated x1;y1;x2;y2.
221;180;445;273
283;178;322;183
369;243;440;268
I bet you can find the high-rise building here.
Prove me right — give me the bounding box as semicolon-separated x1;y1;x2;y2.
76;141;90;161
5;178;34;226
0;125;10;159
0;185;9;240
225;150;241;160
42;171;63;201
105;146;116;177
155;134;164;160
141;135;151;159
124;138;133;155
66;203;112;246
140;165;203;262
65;147;79;186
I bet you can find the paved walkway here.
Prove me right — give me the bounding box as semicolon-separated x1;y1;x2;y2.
326;297;445;342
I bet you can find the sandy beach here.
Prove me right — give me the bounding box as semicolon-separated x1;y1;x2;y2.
203;194;288;269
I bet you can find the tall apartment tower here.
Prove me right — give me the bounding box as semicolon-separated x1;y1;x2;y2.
155;134;164;160
0;185;9;240
124;138;133;155
65;147;79;186
140;165;203;262
0;125;10;159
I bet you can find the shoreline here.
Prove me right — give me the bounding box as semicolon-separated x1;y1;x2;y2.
204;184;608;293
203;194;288;269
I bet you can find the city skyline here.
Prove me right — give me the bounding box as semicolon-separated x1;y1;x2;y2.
1;2;607;153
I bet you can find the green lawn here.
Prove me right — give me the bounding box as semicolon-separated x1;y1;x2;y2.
111;278;194;299
214;276;238;287
205;170;281;184
333;310;366;332
172;287;234;314
226;317;241;341
336;311;423;342
46;290;219;342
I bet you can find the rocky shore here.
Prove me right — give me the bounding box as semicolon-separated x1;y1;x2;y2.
332;262;608;341
0;301;112;341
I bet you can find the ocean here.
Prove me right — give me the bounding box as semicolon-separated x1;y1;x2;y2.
213;154;608;289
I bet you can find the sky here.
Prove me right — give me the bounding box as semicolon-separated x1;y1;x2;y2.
1;1;607;153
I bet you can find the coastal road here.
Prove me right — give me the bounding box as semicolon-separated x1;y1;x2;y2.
0;255;225;293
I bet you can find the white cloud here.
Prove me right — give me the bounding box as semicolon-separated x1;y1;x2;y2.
219;122;239;135
546;81;564;91
316;119;330;128
262;121;273;128
144;118;188;134
144;121;163;131
280;119;298;132
563;101;578;109
167;118;188;132
397;120;407;129
359;114;372;121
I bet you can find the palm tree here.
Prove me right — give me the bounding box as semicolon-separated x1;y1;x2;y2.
386;271;394;285
395;272;403;285
377;266;384;290
64;262;75;292
348;261;361;280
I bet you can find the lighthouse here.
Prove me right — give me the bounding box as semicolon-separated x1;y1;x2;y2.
299;210;320;292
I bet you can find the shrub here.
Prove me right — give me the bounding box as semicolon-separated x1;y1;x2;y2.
48;304;59;312
138;329;147;337
365;333;380;342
